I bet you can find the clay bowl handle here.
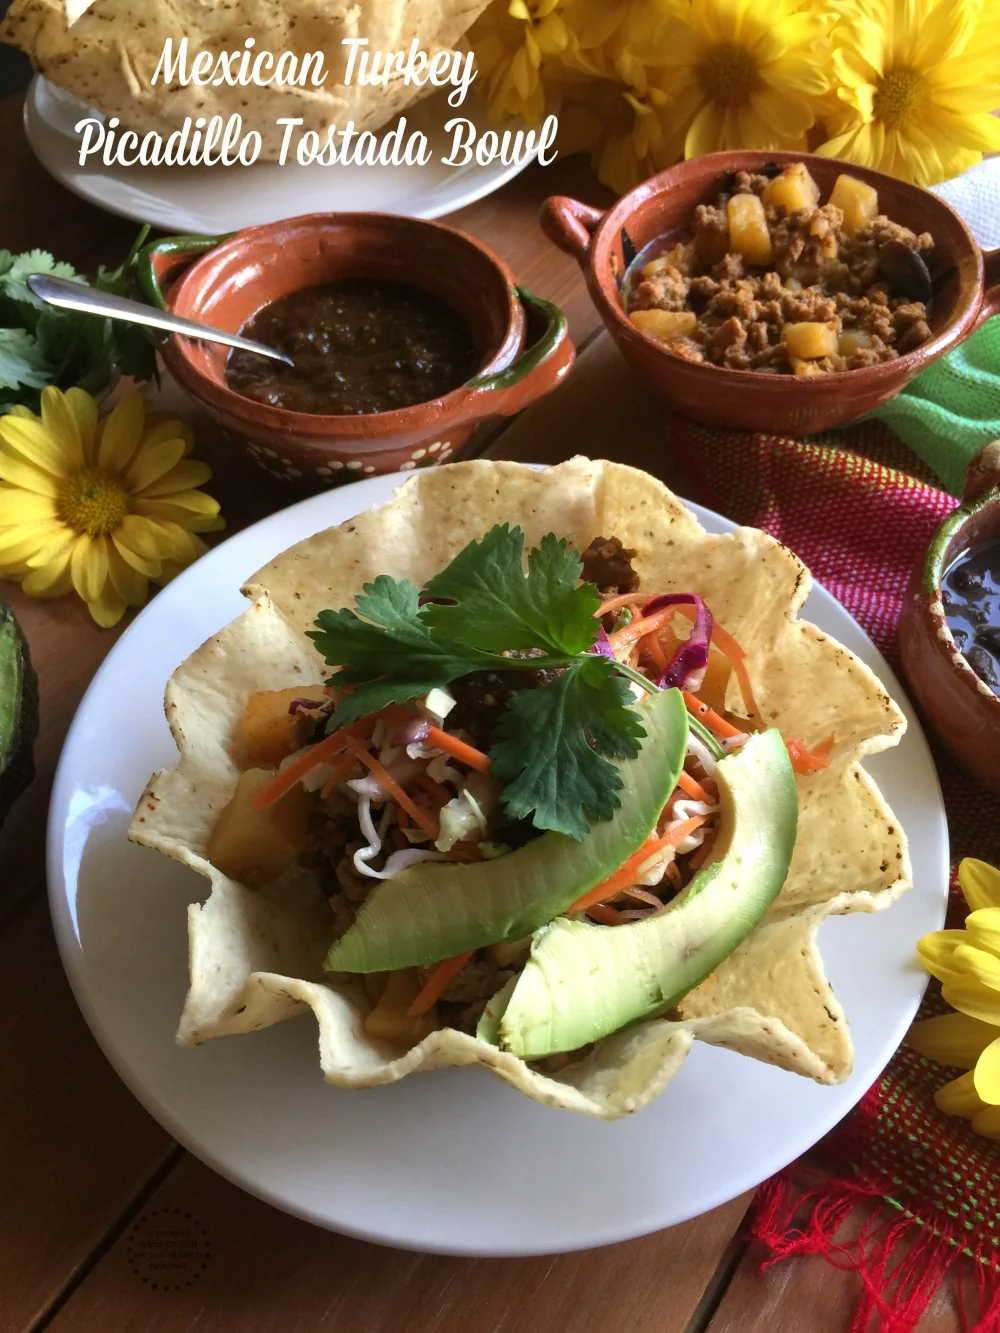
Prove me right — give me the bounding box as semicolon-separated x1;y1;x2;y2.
459;287;574;418
540;196;605;266
137;233;234;310
973;247;1000;332
964;439;1000;501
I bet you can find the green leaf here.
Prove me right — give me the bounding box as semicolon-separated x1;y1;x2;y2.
489;656;646;839
422;525;600;655
0;328;50;393
2;250;79;307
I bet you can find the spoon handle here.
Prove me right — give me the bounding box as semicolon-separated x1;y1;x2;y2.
26;273;294;367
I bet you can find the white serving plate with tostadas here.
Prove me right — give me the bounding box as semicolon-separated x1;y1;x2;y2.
25;76;545;232
47;470;948;1256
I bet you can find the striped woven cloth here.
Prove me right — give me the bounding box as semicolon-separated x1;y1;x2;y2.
670;416;1000;1333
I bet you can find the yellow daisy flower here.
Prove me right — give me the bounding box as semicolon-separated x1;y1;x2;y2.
909;859;1000;1138
469;0;573;125
0;387;223;628
817;0;1000;185
653;0;834;160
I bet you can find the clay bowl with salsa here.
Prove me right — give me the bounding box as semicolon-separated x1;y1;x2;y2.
138;214;575;488
541;150;1000;436
899;442;1000;792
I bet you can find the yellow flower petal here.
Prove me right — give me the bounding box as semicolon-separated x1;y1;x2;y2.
973;1037;1000;1105
0;449;61;497
97;393;146;474
70;534;109;604
0;490;56;524
908;1012;998;1069
39;387;86;472
111;524;163;580
123;437;187;495
63;388;99;465
685;99;723;158
935;1069;986;1119
953;943;1000;990
943;976;1000;1026
959;859;1000;912
970;1105;1000;1140
0;414;72;478
965;909;1000;959
0;519;66;563
107;543;148;608
916;929;966;983
135;459;213;498
21;545;74;597
23;525;78;570
87;582;127;629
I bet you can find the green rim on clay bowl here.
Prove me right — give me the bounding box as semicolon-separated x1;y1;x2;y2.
136;215;576;491
0;602;38;828
899;441;1000;791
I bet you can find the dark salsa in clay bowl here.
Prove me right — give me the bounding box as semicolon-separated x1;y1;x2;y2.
899;443;1000;792
138;213;575;488
541;150;1000;435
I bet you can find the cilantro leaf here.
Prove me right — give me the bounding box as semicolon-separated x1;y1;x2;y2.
489;656;646;839
308;575;504;730
422;525;600;655
0;327;50;393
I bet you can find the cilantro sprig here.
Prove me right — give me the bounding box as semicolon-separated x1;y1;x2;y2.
0;229;157;415
308;525;647;840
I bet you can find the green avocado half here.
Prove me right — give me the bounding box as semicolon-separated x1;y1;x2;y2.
481;727;798;1059
0;602;39;828
325;687;689;973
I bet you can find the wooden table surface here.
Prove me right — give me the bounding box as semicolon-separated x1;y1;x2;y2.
0;92;963;1333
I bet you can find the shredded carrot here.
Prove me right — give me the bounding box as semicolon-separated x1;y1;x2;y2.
407;951;474;1016
607;606;678;653
596;593;657;617
666;860;683;887
415;769;453;807
320;749;361;800
568;817;707;915
424;725;492;774
677;770;711;803
641;630;670;673
682;690;744;740
252;718;374;810
345;737;439;838
587;903;631;926
786;735;834;775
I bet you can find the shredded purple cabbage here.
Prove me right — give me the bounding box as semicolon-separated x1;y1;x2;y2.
286;696;328;716
590;626;617;660
643;594;714;691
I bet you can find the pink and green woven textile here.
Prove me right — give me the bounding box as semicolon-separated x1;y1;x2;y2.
670;415;1000;1332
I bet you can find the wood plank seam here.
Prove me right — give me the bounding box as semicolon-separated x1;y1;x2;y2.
31;1144;186;1332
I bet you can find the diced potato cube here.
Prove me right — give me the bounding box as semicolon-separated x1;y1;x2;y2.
763;162;820;214
789;356;827;377
363;969;438;1046
241;686;324;766
727;194;773;265
641;256;670;278
829;174;879;237
206;767;312;887
488;937;532;968
838;329;873;358
782;322;839;360
629;309;699;343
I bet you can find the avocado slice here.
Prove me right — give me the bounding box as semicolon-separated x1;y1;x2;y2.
0;602;39;827
325;688;689;973
493;728;798;1059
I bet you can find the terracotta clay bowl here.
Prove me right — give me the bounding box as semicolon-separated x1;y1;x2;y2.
137;214;575;489
899;442;1000;791
541;150;1000;436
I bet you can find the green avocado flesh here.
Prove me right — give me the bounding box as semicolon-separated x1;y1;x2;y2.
489;728;798;1060
324;688;689;973
0;603;38;827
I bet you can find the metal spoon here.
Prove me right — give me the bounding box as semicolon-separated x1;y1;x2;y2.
27;273;295;368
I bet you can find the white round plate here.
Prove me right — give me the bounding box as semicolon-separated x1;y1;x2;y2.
48;471;948;1257
25;77;541;231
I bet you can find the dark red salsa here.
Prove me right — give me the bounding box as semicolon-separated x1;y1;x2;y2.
941;538;1000;694
226;279;478;415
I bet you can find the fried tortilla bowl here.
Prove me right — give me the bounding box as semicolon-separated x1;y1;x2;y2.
2;0;491;159
129;458;910;1119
